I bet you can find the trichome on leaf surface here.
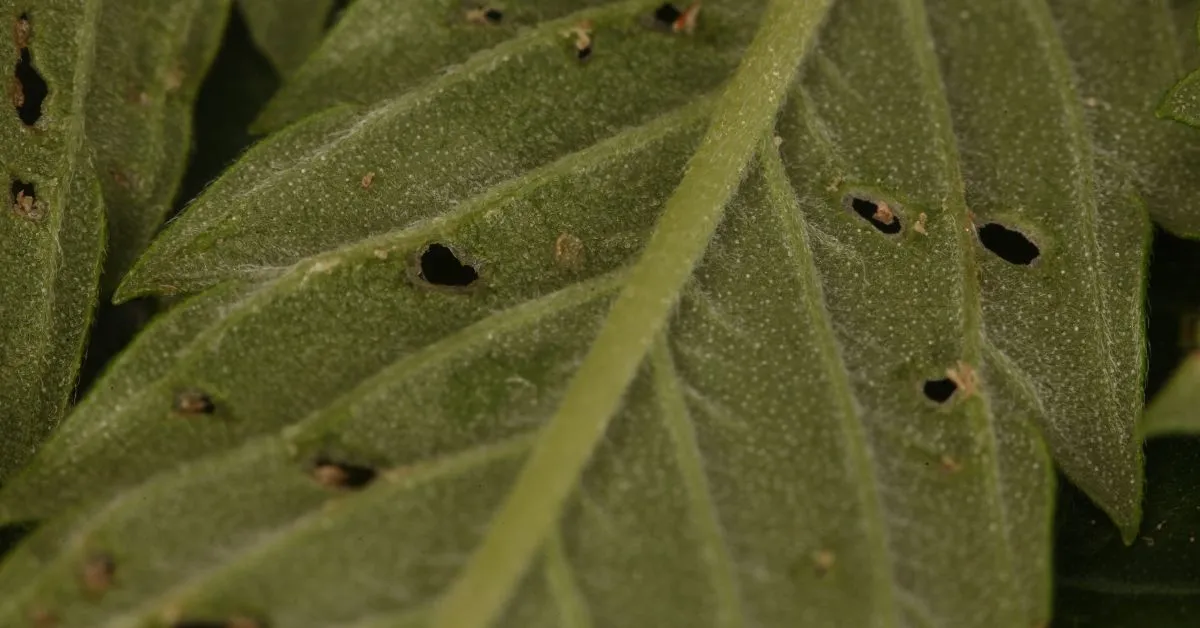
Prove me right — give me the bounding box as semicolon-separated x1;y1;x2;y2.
1;0;1200;626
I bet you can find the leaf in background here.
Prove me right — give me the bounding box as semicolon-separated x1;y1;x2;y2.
0;1;105;479
238;0;338;76
1055;437;1200;627
0;0;1189;624
86;0;231;284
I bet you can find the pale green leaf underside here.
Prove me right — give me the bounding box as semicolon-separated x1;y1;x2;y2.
0;0;104;479
1;0;1188;625
238;0;338;75
1143;353;1200;437
86;0;230;283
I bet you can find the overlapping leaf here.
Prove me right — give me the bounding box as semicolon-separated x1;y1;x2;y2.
0;0;1192;625
0;0;105;479
238;0;338;75
87;0;231;282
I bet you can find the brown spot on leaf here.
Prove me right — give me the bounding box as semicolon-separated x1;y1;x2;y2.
13;15;31;50
554;232;585;271
360;171;375;189
312;461;377;489
945;361;978;398
940;454;962;473
813;549;835;576
914;212;928;235
81;554;115;594
173;389;215;416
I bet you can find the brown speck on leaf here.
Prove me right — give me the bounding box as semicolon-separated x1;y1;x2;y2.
914;212;928;235
566;20;593;61
14;15;30;50
554;232;585;271
13;189;40;219
813;549;835;576
30;609;57;628
361;171;375;189
173;389;215;415
674;2;701;34
871;201;896;226
940;454;962;473
313;463;350;488
945;361;978;398
465;6;503;25
165;67;184;91
82;554;115;594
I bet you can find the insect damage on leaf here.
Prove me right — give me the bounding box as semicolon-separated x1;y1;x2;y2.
311;459;378;490
11;13;46;126
566;20;594;61
978;222;1041;265
465;6;505;26
173;389;216;416
9;179;41;220
846;195;902;235
416;243;479;289
81;553;116;595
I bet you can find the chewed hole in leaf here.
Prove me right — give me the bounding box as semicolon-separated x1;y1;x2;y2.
10;178;40;219
465;7;504;25
978;223;1040;265
0;520;36;560
311;459;377;489
173;389;215;416
653;3;683;25
419;243;479;288
82;553;116;594
847;196;902;235
923;378;958;403
12;15;46;126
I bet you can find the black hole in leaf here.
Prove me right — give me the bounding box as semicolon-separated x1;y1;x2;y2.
577;45;593;61
312;459;377;489
654;3;683;24
848;197;902;234
0;520;37;560
923;378;957;403
419;244;478;287
978;223;1040;265
13;17;46;127
484;8;503;23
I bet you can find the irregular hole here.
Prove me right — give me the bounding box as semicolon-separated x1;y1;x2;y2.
653;3;683;26
923;378;957;403
10;178;36;217
419;243;478;287
847;197;902;235
311;459;377;489
465;6;503;24
13;15;46;126
978;223;1039;265
173;389;215;415
0;520;36;560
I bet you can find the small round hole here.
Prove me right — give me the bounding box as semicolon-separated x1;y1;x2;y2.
978;223;1040;265
923;378;957;403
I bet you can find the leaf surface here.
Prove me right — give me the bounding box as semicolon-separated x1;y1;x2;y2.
0;0;105;479
0;0;1186;624
238;0;337;75
86;0;231;282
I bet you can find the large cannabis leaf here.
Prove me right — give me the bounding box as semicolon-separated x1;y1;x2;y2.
238;0;338;75
0;0;1195;625
0;0;228;478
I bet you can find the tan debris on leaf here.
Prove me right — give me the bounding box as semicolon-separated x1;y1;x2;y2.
914;212;928;235
871;201;896;226
945;361;978;398
566;20;593;61
81;554;115;594
554;232;585;271
673;2;701;34
313;463;350;488
465;6;503;25
12;190;40;219
813;549;836;576
940;454;963;473
173;389;215;415
361;171;375;189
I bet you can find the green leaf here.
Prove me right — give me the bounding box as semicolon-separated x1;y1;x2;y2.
86;0;231;283
1055;437;1200;626
238;0;338;76
1143;353;1200;437
0;1;105;479
2;0;1187;623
